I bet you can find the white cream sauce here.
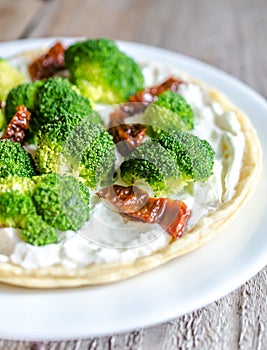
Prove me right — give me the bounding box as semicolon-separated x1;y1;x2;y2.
0;62;245;269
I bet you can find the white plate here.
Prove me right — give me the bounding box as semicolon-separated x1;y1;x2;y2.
0;38;266;341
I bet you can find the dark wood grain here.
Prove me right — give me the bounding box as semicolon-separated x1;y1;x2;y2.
0;0;266;348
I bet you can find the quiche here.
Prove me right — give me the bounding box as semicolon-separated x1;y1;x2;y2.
0;39;262;288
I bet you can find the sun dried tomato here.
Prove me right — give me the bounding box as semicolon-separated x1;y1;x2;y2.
28;42;66;81
1;105;31;143
109;123;146;156
129;77;183;103
97;184;191;239
108;102;147;156
108;78;184;155
97;185;149;213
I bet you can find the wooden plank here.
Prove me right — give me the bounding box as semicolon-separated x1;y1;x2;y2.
26;0;148;40
0;0;42;42
26;0;267;96
239;270;267;349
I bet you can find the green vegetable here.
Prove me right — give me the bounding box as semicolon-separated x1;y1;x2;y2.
35;116;115;189
120;140;181;195
35;113;81;175
143;90;194;137
0;58;25;101
0;177;57;246
120;130;215;195
0;140;36;179
65;119;116;188
0;190;36;228
5;77;101;142
156;131;215;183
35;77;97;124
5;80;43;126
65;38;144;104
33;173;90;232
0;173;90;245
21;215;58;246
0;176;35;193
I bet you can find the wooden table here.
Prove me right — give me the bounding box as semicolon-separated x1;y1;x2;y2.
0;0;266;348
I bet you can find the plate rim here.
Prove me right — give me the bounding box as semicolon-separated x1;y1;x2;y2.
0;37;266;341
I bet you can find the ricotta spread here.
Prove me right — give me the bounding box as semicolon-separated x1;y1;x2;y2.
0;62;245;269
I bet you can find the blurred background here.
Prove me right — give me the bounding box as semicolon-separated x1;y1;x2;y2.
0;0;266;95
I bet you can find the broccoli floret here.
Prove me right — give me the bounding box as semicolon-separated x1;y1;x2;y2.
143;90;194;137
0;189;57;246
0;176;35;193
65;119;116;188
65;38;144;104
77;120;115;188
0;173;90;245
21;215;58;246
0;190;36;228
35;113;82;174
35;116;115;189
155;131;215;183
36;77;96;123
5;77;101;142
0;172;90;244
0;176;36;228
5;80;44;142
0;140;36;179
32;173;90;231
120;131;215;194
5;80;43;124
0;58;25;101
120;140;181;195
0;177;34;228
0;176;57;246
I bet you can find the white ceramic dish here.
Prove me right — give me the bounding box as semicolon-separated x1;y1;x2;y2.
0;38;266;341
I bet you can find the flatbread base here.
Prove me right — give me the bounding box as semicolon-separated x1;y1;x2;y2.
0;83;262;289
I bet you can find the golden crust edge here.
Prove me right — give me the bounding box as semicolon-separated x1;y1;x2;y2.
0;82;262;289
